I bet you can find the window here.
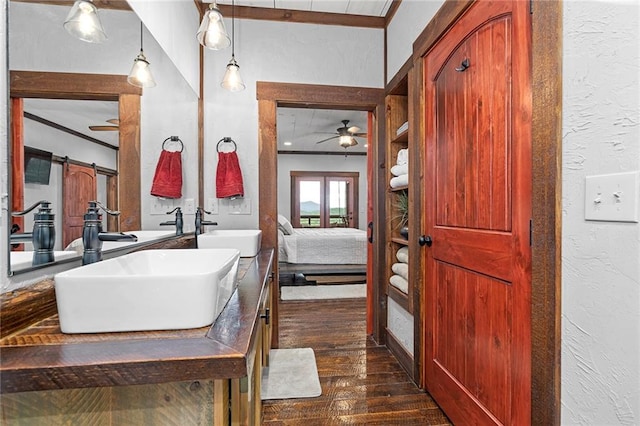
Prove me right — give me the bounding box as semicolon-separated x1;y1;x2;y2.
290;171;358;228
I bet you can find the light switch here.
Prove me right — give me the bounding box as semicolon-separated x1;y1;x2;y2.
184;198;195;215
585;171;639;222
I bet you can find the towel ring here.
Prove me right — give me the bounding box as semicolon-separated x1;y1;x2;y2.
216;137;237;153
162;136;184;153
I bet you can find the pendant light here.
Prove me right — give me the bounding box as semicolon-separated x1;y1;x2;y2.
197;2;231;50
127;23;156;88
63;0;107;43
221;0;245;92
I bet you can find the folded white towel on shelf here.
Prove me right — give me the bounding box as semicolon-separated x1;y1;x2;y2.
389;274;409;294
390;174;408;188
390;164;408;177
396;246;409;263
392;262;409;280
396;148;408;165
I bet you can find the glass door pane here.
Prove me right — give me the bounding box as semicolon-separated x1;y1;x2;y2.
299;180;321;227
328;180;348;227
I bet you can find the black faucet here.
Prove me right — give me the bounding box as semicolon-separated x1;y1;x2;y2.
82;201;138;265
11;200;56;266
195;206;217;235
160;207;184;236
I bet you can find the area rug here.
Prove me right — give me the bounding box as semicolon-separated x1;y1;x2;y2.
280;284;366;300
261;348;322;400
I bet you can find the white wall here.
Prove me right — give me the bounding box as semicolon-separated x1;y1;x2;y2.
277;153;368;230
386;0;444;82
561;2;640;424
203;19;384;229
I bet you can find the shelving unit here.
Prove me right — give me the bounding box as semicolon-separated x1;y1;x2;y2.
385;74;411;312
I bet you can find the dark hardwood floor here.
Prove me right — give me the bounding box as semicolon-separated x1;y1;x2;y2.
262;298;452;425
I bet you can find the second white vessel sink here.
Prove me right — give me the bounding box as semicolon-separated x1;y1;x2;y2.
198;229;262;257
54;248;240;334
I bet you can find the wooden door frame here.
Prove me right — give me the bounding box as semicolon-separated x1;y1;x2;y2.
10;71;142;232
411;1;562;424
256;82;385;348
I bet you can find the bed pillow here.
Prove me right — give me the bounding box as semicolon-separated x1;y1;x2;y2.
278;214;294;235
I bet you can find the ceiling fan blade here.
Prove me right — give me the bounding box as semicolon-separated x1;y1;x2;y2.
315;135;339;144
106;118;119;125
89;125;119;131
349;138;358;146
347;126;360;134
352;132;367;137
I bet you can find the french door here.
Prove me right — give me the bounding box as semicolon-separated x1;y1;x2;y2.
290;171;358;228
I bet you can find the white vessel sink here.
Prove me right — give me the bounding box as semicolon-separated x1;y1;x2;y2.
198;229;262;257
10;251;77;269
54;248;240;334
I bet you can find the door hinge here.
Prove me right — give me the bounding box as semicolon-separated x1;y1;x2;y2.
530;0;534;14
529;219;533;247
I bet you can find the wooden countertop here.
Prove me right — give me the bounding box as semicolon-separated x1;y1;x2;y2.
0;249;274;394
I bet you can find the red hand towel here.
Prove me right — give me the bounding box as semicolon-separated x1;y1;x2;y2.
216;151;244;199
150;150;183;199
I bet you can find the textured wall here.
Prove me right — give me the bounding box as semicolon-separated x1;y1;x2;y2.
561;1;640;424
1;0;9;290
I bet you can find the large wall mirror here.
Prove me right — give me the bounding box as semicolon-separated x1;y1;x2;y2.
6;1;199;276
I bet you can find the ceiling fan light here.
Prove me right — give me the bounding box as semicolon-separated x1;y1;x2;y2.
339;135;353;148
197;3;231;50
63;0;107;43
221;56;245;92
127;51;156;88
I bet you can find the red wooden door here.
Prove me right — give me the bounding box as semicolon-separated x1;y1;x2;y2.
63;163;97;248
422;1;532;425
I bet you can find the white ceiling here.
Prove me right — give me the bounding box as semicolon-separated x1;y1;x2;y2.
277;107;368;153
212;0;393;17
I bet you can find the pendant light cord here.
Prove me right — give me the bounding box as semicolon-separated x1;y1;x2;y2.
231;0;235;57
140;22;143;52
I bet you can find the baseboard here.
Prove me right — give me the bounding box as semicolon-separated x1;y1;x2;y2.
385;327;414;379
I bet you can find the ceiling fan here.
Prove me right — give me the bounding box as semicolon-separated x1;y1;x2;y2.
89;118;119;131
315;119;367;148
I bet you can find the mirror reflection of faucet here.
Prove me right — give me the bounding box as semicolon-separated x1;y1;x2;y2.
195;206;218;241
159;207;184;236
11;200;56;266
82;201;138;265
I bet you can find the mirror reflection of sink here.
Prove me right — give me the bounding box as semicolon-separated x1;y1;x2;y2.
65;230;177;254
197;230;262;257
10;251;77;269
54;249;240;334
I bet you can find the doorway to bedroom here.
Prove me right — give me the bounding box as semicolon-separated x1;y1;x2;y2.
256;81;385;347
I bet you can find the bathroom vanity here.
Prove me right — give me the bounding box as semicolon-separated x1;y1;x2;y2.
0;237;273;426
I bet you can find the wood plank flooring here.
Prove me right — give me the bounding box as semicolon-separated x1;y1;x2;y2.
262;298;452;425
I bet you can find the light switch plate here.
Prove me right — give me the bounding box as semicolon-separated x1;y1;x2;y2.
151;198;173;216
228;198;251;215
184;198;195;215
207;198;219;215
585;171;639;222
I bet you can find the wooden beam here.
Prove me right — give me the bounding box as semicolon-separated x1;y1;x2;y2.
216;4;385;28
257;82;383;109
384;0;403;26
23;112;116;151
10;0;132;11
10;98;25;246
10;71;141;101
277;150;366;156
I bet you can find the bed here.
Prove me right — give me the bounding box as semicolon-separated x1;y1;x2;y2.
277;215;367;265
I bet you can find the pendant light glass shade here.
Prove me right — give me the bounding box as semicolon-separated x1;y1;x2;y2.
128;23;156;88
128;51;156;88
63;0;107;43
221;56;245;92
197;3;230;50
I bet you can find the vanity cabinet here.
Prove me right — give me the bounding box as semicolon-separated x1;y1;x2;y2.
0;248;274;426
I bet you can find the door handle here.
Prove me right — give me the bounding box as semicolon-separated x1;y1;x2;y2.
367;221;374;243
260;308;270;325
419;235;433;247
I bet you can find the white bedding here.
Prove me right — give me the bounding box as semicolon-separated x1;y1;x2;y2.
279;228;367;265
